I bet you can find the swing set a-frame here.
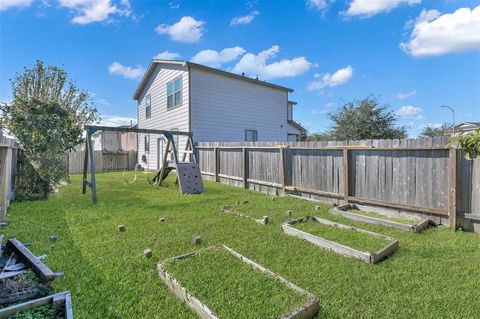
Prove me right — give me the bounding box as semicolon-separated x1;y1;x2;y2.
81;125;204;203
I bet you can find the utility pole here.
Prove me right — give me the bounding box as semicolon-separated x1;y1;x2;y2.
441;105;455;135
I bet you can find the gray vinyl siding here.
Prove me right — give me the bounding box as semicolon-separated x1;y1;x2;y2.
137;63;189;170
189;68;301;142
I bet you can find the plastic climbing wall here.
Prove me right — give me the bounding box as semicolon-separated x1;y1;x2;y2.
176;163;204;194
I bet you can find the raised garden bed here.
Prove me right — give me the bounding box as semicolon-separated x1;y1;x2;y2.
222;206;269;225
330;204;431;233
158;244;320;319
282;217;398;264
0;291;73;319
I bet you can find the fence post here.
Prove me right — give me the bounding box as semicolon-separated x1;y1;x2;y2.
279;146;286;191
343;147;349;204
242;147;247;189
448;148;457;229
0;147;9;222
214;147;219;182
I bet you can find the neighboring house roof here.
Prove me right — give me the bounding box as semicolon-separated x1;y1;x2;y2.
133;60;294;100
288;100;298;105
455;122;480;129
288;120;306;133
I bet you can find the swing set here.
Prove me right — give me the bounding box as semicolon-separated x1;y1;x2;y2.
81;125;204;203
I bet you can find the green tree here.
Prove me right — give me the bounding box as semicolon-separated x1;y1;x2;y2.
447;129;480;160
327;97;407;140
419;123;452;137
0;60;99;198
305;131;333;142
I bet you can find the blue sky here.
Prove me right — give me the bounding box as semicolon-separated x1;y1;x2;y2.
1;0;479;137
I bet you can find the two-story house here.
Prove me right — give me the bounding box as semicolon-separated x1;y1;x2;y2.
133;60;305;170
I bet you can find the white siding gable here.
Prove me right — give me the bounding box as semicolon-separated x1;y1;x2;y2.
137;63;189;170
190;68;301;141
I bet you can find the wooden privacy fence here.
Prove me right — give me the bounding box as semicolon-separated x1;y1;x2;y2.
67;150;137;173
197;138;480;231
0;132;18;223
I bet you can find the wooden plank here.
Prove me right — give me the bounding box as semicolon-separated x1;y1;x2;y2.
282;217;398;264
330;204;431;232
0;291;73;319
214;147;219;182
448;148;457;228
6;239;63;282
81;140;88;194
158;245;320;319
349;196;448;216
285;186;343;199
279;146;286;190
343;148;349;204
242;147;248;189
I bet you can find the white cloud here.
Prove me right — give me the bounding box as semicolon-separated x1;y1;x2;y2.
99;115;137;127
0;0;32;11
311;102;335;115
168;1;179;9
231;45;311;80
58;0;132;25
395;105;422;117
306;0;333;11
155;16;205;43
154;51;181;60
307;65;353;91
191;47;246;67
401;6;480;57
230;10;259;26
96;98;111;106
343;0;421;18
108;62;144;80
396;90;416;99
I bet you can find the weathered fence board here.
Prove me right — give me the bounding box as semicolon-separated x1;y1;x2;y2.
0;131;18;223
197;137;480;232
67;150;137;173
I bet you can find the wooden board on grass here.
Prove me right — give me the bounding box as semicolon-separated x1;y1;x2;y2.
282;217;398;264
0;291;73;319
157;244;320;319
330;204;431;233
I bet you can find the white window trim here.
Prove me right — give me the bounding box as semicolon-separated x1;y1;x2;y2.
167;76;183;110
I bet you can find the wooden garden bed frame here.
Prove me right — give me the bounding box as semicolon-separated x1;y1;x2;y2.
5;238;64;282
222;207;269;225
157;244;320;319
0;291;73;319
282;217;398;264
330;204;432;233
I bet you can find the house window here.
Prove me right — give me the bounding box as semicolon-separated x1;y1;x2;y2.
145;94;151;119
167;77;182;109
144;135;150;153
288;134;299;142
245;130;258;142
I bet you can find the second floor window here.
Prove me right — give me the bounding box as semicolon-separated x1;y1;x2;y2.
167;77;182;109
145;94;151;119
245;130;258;142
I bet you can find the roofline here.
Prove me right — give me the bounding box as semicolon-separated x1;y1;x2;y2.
288;120;306;133
133;60;294;100
288;100;297;105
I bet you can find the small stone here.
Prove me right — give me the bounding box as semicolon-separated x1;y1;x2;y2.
192;236;202;245
286;210;292;216
49;235;57;242
260;216;269;225
144;249;153;258
118;225;126;232
315;205;321;211
159;218;166;223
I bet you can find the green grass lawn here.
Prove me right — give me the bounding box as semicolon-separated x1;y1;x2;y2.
164;247;308;319
348;209;419;225
292;219;390;252
2;172;480;318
